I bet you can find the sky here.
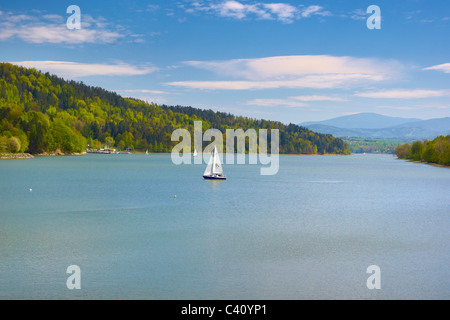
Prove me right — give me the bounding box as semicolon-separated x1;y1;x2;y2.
0;0;449;124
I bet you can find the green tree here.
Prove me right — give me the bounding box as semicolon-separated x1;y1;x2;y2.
422;142;438;163
52;119;86;153
21;111;51;154
7;136;21;153
105;136;115;149
394;143;412;159
17;132;29;153
410;141;424;161
0;136;7;153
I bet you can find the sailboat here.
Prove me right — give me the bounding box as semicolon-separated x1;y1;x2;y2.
203;146;226;180
146;149;149;155
193;149;198;157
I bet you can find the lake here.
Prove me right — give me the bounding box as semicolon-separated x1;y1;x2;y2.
0;154;449;299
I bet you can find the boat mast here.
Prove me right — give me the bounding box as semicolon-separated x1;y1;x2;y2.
210;147;215;176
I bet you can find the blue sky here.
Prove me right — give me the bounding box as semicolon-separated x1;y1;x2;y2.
1;0;449;123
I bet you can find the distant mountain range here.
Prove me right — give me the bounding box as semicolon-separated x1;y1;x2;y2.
300;113;450;139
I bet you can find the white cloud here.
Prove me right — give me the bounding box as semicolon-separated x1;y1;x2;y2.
355;89;450;99
184;55;394;80
42;14;65;23
423;63;450;74
244;94;345;108
166;55;396;90
166;74;385;90
184;1;330;23
10;61;157;79
0;25;16;41
217;0;248;19
301;5;330;18
0;12;134;44
244;98;308;108
5;14;34;23
146;5;160;12
349;9;367;20
17;25;123;44
263;3;298;23
292;95;348;102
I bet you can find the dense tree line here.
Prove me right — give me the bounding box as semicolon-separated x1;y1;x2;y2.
0;62;350;155
343;137;406;154
394;135;450;166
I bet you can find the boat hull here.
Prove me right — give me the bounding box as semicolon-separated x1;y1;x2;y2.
203;175;226;180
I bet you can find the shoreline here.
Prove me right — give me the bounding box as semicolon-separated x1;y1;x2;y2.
1;151;357;159
400;158;450;168
0;153;34;160
35;151;86;157
1;152;86;160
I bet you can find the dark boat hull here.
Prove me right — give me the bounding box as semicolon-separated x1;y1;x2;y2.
203;175;226;180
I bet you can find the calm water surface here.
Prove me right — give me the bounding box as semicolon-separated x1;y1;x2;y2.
0;154;449;299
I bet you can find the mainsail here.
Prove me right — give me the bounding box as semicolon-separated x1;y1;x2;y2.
212;147;223;175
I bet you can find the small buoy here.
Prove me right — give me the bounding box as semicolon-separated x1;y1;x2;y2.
174;195;177;198
29;188;32;192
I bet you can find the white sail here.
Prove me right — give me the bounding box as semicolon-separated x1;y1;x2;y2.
211;146;223;175
203;153;213;176
193;149;198;157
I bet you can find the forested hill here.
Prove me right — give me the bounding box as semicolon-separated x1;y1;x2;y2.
0;62;350;155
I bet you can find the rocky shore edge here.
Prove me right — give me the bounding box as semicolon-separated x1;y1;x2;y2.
0;153;34;160
1;150;87;159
